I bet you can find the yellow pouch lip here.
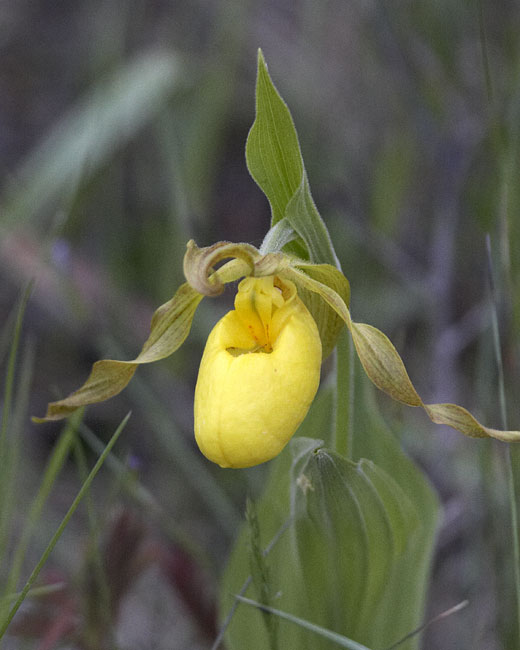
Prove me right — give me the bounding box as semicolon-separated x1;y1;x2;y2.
194;275;322;468
228;275;299;355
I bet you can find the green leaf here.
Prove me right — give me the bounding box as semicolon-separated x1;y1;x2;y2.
0;413;129;638
288;262;350;359
291;449;420;647
220;437;432;650
349;363;440;649
246;51;303;227
246;50;337;266
284;172;338;266
218;368;438;650
34;283;202;422
218;395;329;650
245;499;279;647
34;256;251;422
284;264;520;442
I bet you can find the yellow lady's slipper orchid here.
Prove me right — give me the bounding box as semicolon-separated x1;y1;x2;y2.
194;275;322;468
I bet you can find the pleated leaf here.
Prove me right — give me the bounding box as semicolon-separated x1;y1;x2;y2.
219;428;435;649
291;448;419;647
349;362;440;648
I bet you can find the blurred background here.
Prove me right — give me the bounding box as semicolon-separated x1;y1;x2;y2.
1;0;520;648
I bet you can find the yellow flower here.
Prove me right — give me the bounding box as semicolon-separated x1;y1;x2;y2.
194;275;322;468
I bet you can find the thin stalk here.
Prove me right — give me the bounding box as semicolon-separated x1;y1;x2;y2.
0;283;33;565
478;0;494;103
79;422;158;511
1;583;66;606
246;499;278;650
211;516;292;650
0;307;17;370
235;595;371;650
486;236;520;643
0;412;130;640
72;437;113;646
0;338;35;583
78;422;212;572
384;600;469;650
4;411;81;598
334;328;355;458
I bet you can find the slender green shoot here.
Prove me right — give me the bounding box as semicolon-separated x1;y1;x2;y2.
0;306;17;370
78;422;212;571
384;600;469;650
334;328;355;458
0;282;33;563
79;422;158;511
211;516;292;650
246;499;278;650
72;436;113;645
235;595;372;650
486;235;520;643
478;0;494;103
1;582;66;606
0;411;130;639
4;410;82;597
0;338;35;582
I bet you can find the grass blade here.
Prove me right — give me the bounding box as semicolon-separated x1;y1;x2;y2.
4;410;83;597
384;600;468;650
1;583;66;606
1;339;36;594
235;595;373;650
0;282;33;563
486;235;520;643
0;411;130;639
211;517;292;650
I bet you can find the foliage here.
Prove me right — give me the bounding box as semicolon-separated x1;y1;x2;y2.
1;2;519;647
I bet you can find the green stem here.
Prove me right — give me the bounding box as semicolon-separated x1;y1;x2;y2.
486;236;520;643
334;328;354;458
78;422;213;573
211;516;292;650
72;437;114;647
0;412;129;640
235;595;371;650
4;411;80;598
0;283;33;566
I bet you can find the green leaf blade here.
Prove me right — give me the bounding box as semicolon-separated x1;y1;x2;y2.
35;283;203;422
219;424;435;650
246;50;338;267
246;50;304;226
284;173;337;266
235;596;373;650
